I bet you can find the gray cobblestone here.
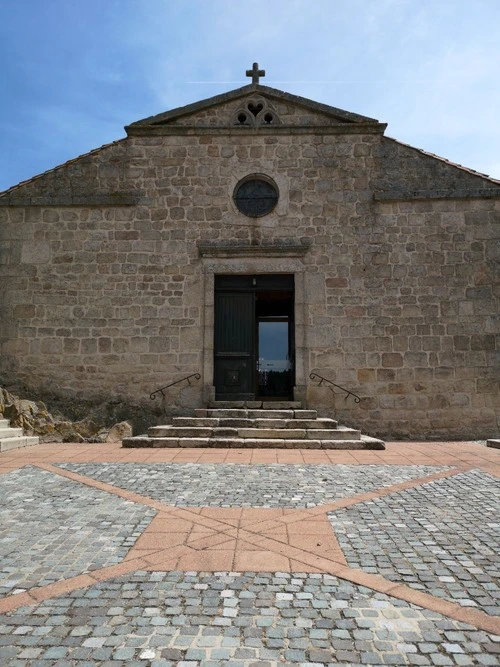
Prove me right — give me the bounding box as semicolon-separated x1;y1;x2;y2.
57;463;447;508
0;467;156;597
329;470;500;614
2;571;498;664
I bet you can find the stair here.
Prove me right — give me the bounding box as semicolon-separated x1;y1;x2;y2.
122;403;385;450
0;418;40;452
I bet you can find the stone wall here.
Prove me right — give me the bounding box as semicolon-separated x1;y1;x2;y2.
1;110;499;438
308;196;499;438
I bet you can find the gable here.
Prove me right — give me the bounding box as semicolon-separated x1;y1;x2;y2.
160;94;343;128
126;84;385;134
148;93;362;129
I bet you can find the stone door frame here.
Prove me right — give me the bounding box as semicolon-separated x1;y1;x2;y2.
201;257;307;404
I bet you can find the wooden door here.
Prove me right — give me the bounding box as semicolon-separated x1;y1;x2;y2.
214;290;255;400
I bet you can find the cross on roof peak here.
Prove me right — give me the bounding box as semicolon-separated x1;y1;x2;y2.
246;62;265;85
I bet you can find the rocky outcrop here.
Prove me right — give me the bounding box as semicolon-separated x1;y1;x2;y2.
0;387;132;443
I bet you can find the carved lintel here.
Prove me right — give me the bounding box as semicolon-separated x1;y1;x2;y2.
197;240;311;258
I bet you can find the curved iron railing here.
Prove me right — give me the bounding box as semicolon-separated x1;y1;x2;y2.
309;372;361;403
150;373;201;400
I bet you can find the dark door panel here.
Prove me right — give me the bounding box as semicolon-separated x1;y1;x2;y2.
214;291;254;399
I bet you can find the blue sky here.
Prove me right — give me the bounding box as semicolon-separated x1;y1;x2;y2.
1;0;499;191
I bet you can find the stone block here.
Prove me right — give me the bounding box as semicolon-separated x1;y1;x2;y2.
122;437;152;448
382;353;404;367
40;338;63;355
0;427;23;438
307;428;360;440
0;435;40;451
213;427;238;437
261;401;302;409
21;241;50;264
207;409;247;418
148;426;212;437
319;440;366;449
247;410;294;419
217;418;253;427
292;419;338;428
208;401;245;408
253;419;289;428
13;304;36;318
172;417;218;427
208;437;243;448
238;428;306;439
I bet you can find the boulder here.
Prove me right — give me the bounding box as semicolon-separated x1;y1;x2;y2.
101;421;133;442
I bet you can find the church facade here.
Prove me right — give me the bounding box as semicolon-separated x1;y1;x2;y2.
1;66;499;438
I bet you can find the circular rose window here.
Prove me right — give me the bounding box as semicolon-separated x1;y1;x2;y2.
233;175;278;217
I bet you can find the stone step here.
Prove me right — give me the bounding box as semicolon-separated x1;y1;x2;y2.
0;427;24;438
237;427;361;440
0;436;40;452
0;417;40;452
172;417;338;429
123;404;385;450
122;435;384;450
150;426;213;437
149;425;358;440
195;409;318;419
208;401;303;409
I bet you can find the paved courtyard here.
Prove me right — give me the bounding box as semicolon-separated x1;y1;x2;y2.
0;441;498;665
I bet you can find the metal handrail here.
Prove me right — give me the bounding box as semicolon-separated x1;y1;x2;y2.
309;372;361;403
150;373;201;400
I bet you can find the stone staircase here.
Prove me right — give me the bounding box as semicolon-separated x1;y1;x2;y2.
122;402;385;449
0;418;40;452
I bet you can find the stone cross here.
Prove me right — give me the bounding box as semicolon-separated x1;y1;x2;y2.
246;62;265;84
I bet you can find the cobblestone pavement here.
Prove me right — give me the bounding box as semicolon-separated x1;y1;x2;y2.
0;467;156;597
329;470;500;616
2;571;498;666
0;443;499;665
56;463;447;508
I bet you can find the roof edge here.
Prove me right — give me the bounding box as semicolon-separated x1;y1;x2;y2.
385;136;500;187
0;139;127;199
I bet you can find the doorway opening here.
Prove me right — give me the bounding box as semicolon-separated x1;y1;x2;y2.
214;275;294;400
